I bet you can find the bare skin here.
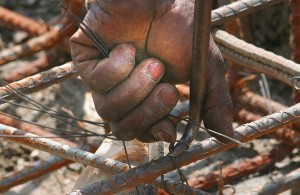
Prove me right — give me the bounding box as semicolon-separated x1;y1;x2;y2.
70;0;233;143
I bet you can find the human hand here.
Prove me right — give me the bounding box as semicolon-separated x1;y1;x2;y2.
70;0;233;143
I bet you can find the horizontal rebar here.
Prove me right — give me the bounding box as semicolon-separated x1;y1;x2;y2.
0;29;60;66
0;6;49;36
1;99;300;194
188;144;292;190
213;28;300;87
212;0;284;26
67;103;300;194
0;112;77;147
256;167;300;194
0;123;129;173
3;50;59;83
0;123;206;194
0;62;78;102
0;155;72;193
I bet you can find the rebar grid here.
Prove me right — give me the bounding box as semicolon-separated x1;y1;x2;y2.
0;112;77;147
67;103;300;194
257;168;300;194
188;144;293;190
0;123;206;194
3;50;59;83
234;109;300;147
0;29;61;66
0;62;78;102
212;0;284;26
0;6;49;36
0;155;72;193
213;28;300;87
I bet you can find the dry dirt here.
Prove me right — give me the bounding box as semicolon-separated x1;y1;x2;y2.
0;0;299;195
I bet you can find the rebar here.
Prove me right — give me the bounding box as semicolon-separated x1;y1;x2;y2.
0;155;72;193
169;0;212;156
0;62;78;102
0;123;205;194
152;180;210;195
188;144;292;190
0;112;77;147
213;28;300;87
67;103;300;194
218;0;245;91
0;6;49;36
256;168;300;194
0;29;60;66
3;50;59;83
212;0;284;26
0;123;129;173
235;90;287;115
73;179;211;195
234;109;300;147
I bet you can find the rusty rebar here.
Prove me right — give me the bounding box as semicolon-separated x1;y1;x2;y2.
188;144;293;190
0;155;73;193
3;49;59;83
0;123;205;194
218;0;249;91
0;6;49;36
235;90;287;115
0;112;77;147
0;29;60;66
169;0;212;156
67;103;300;194
213;28;300;87
256;168;300;194
0;62;78;102
0;123;129;173
234;108;300;147
212;0;284;26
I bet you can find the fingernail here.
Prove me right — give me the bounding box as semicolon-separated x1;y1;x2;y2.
158;88;178;107
153;131;173;143
148;62;163;81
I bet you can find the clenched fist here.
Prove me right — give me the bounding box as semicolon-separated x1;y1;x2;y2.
70;0;233;143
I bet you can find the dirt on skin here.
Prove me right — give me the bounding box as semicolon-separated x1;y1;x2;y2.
0;0;300;195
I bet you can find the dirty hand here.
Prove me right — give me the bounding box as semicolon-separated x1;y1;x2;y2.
70;0;233;143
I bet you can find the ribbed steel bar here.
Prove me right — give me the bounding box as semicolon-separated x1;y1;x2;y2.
0;112;77;147
235;90;287;115
212;0;284;26
72;179;211;195
3;50;59;83
0;155;72;193
234;109;300;147
256;168;300;194
169;0;212;156
218;0;245;91
172;88;300;147
152;180;210;195
0;123;129;173
0;142;98;193
213;28;300;87
0;29;60;66
0;124;206;194
0;6;49;36
0;62;78;102
66;103;300;194
188;144;292;190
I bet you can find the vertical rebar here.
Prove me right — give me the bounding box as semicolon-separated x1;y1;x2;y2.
170;0;212;156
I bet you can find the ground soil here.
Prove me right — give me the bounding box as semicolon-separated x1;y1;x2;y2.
0;1;299;195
